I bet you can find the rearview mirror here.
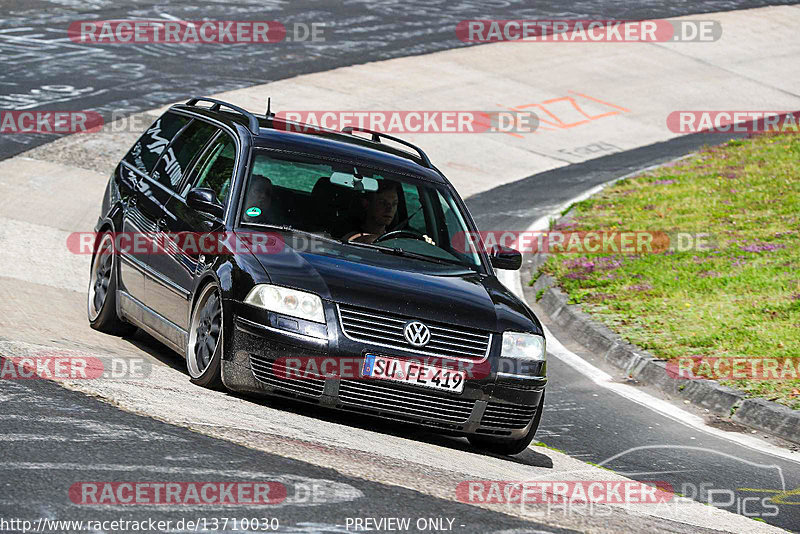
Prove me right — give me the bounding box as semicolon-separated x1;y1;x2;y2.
329;171;379;192
187;188;225;219
489;244;522;270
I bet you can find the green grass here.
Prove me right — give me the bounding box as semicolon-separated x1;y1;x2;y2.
533;441;567;454
537;133;800;408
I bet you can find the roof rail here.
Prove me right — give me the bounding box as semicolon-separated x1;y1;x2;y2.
184;97;260;135
341;126;432;168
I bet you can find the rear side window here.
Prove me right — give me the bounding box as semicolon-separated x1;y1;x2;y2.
184;133;237;205
151;119;217;191
123;112;188;175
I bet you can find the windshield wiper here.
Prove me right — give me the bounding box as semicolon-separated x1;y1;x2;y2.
240;223;340;244
343;240;468;268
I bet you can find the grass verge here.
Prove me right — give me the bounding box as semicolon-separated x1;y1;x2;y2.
538;133;800;408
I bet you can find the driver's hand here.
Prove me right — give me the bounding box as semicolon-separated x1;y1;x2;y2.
348;232;378;244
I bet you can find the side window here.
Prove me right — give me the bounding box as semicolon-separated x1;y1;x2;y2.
123;112;189;175
151;119;217;191
185;133;237;205
437;190;469;246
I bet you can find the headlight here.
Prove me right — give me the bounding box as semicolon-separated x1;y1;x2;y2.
501;332;546;361
244;285;325;323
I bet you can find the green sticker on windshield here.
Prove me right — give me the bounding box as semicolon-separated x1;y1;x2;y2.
245;206;262;217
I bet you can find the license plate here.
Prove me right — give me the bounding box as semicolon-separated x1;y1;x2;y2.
361;354;465;393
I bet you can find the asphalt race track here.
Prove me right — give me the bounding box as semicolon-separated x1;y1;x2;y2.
478;137;800;532
0;366;569;534
0;0;792;160
2;1;800;533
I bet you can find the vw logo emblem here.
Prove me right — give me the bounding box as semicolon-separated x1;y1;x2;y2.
404;321;431;347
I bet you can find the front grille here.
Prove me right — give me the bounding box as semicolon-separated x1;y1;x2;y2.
338;305;491;361
480;402;537;430
249;354;325;398
338;379;475;426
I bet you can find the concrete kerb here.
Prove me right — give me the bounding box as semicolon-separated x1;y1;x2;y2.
520;186;800;447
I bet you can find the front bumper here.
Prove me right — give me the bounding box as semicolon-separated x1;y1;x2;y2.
221;300;546;439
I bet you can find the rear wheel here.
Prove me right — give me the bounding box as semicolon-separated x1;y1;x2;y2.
186;282;224;389
88;232;136;336
469;393;545;456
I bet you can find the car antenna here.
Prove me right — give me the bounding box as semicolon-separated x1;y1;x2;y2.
265;97;273;119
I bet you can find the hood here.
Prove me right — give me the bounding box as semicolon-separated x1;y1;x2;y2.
243;233;540;334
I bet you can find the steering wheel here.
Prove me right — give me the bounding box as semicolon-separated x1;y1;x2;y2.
373;229;427;243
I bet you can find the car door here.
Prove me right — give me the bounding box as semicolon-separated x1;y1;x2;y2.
142;118;219;343
119;111;189;306
156;130;239;330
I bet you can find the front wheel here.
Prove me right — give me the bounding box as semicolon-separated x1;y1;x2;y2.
186;282;224;389
468;393;545;456
88;232;136;336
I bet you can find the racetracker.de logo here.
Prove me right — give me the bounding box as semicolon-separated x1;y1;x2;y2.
0;110;103;134
68;20;287;44
275;110;539;134
0;353;151;380
666;357;800;380
457;481;673;504
452;231;717;254
667;111;800;134
455;20;721;43
271;356;497;381
69;481;287;505
67;232;285;256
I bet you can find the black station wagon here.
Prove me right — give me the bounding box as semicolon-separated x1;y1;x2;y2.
88;97;547;455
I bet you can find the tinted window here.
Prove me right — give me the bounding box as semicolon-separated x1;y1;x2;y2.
151;119;217;191
401;182;427;235
436;190;472;248
253;157;325;192
123;112;189;175
185;133;237;205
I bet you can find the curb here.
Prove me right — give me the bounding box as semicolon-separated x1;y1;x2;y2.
520;238;800;447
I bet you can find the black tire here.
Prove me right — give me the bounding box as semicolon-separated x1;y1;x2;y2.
186;282;224;389
88;232;137;336
468;393;545;456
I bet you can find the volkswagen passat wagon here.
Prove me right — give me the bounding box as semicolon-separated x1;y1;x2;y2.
88;97;547;455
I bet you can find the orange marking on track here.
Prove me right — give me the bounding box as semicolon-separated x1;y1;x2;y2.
498;92;630;136
569;91;632;112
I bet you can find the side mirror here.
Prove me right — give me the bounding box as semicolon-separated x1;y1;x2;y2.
489;244;522;270
187;187;224;219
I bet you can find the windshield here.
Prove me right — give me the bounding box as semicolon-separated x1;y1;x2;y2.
238;151;484;270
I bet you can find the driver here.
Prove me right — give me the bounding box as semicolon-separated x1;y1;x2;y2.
344;180;399;243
